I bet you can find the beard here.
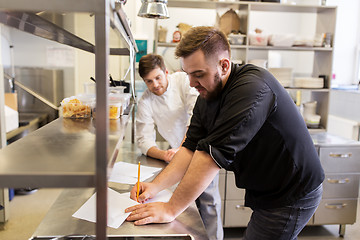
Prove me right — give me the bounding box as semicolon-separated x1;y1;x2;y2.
203;72;223;101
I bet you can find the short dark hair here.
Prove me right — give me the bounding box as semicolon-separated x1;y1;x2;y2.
175;26;230;60
138;54;166;78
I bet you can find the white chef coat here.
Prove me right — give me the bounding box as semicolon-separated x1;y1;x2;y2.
136;72;199;155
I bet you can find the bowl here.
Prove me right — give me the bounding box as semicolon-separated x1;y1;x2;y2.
305;114;321;128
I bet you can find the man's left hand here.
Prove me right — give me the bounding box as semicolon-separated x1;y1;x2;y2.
163;148;179;163
125;202;176;225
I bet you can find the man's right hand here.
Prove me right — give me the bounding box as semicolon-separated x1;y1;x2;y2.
130;181;160;203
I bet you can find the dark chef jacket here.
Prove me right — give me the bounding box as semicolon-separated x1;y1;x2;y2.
183;63;324;209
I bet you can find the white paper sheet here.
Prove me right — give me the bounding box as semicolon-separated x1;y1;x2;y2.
109;174;154;185
72;188;173;229
109;162;161;184
72;188;138;229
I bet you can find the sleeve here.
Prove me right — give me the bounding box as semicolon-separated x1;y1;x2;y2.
182;74;199;126
182;97;208;152
135;97;157;155
186;77;277;169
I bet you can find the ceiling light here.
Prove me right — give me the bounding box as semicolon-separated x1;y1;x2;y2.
138;0;169;19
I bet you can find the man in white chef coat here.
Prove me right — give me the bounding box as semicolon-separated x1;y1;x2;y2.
136;54;223;240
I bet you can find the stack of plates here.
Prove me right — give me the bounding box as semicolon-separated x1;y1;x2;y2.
268;68;293;87
293;77;324;88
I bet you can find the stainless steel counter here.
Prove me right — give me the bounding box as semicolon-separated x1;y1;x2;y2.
0;113;132;188
6;113;48;141
311;132;360;147
32;141;208;240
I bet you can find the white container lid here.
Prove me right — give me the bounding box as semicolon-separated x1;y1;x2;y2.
109;86;126;94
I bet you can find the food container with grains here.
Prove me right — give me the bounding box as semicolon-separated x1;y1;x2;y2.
92;94;124;120
108;100;122;119
61;94;94;118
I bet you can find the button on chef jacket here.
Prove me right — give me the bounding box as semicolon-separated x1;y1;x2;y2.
136;72;199;155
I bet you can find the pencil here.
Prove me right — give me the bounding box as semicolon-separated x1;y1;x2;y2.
136;161;140;202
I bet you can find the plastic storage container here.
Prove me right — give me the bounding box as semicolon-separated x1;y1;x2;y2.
249;32;268;46
228;33;246;45
268;34;295;47
61;94;94;118
92;94;125;119
84;82;96;94
109;100;122;119
109;86;126;94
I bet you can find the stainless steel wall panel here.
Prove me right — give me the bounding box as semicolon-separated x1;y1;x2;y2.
15;67;64;107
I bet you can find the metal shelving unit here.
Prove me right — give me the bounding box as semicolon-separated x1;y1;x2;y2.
0;1;137;239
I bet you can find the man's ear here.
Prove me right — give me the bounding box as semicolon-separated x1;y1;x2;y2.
220;58;230;75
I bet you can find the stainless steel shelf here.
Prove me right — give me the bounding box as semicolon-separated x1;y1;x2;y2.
167;0;337;12
0;11;134;55
0;0;99;13
157;42;178;47
286;88;330;92
31;142;208;240
248;46;333;51
157;42;332;52
248;2;336;13
311;132;360;147
0;1;137;238
32;187;208;239
0;109;133;189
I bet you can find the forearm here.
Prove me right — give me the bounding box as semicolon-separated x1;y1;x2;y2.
167;150;220;217
146;146;167;161
125;149;220;225
151;146;194;190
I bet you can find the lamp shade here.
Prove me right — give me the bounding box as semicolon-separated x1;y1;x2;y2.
138;0;169;19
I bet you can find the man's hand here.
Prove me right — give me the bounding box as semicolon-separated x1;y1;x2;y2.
162;148;179;163
125;202;176;225
146;147;180;163
130;182;160;203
